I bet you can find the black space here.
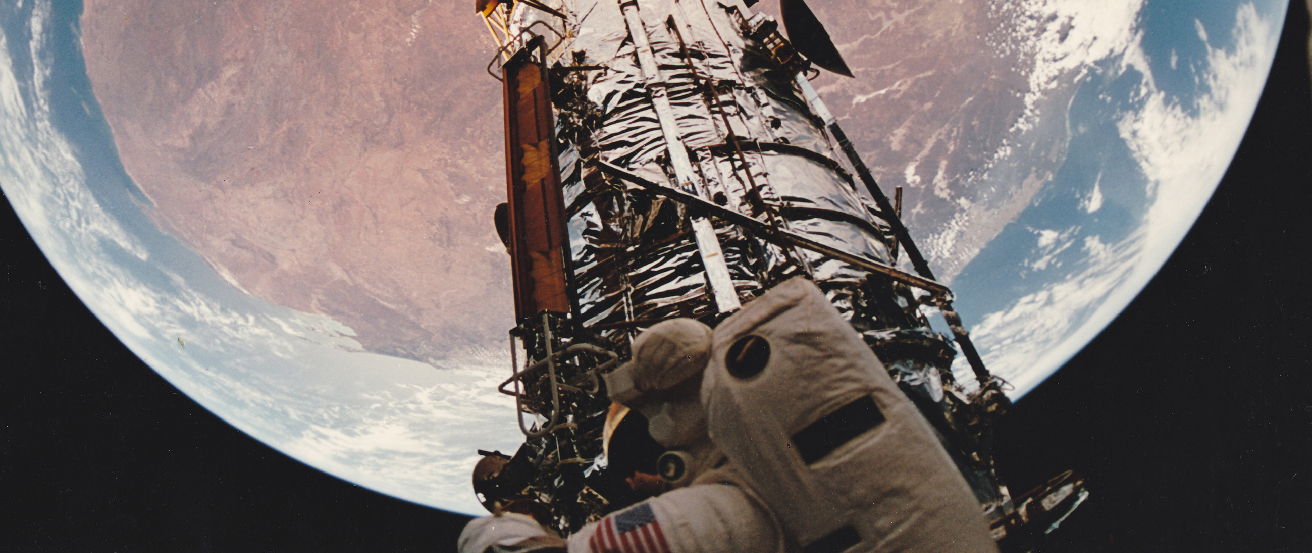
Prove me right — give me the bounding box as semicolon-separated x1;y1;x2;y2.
0;199;473;547
3;3;1311;552
991;3;1312;551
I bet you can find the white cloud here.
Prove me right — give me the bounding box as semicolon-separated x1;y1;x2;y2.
1118;3;1279;271
1081;173;1104;213
1;2;519;514
961;232;1141;397
963;3;1281;399
0;15;146;264
2;0;1281;515
275;367;519;514
998;0;1148;134
1023;226;1080;273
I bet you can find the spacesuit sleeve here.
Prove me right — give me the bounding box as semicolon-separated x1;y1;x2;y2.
567;484;783;553
458;512;567;553
459;484;781;553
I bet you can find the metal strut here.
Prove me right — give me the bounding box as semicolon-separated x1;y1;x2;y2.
795;76;997;388
595;160;952;297
503;321;620;439
618;0;741;313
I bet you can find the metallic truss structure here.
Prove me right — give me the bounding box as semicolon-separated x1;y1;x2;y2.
469;0;1087;548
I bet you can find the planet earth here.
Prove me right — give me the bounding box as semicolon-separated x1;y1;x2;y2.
0;0;1288;514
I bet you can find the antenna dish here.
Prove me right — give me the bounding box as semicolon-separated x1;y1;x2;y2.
779;0;853;77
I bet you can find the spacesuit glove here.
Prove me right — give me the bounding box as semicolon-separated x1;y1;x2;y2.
459;513;563;553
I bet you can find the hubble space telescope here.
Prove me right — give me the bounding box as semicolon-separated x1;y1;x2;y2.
467;0;1086;549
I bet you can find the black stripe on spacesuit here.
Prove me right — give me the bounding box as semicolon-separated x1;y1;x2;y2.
792;395;885;465
802;525;861;553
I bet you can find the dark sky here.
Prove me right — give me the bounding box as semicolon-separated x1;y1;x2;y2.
990;3;1312;551
3;3;1310;552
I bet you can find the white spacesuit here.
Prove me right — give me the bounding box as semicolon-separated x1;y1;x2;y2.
461;316;784;553
459;279;996;553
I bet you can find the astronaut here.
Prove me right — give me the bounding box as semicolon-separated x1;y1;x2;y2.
459;278;996;553
460;317;785;553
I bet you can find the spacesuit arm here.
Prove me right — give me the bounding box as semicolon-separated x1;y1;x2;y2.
566;483;783;553
458;512;567;553
458;484;781;553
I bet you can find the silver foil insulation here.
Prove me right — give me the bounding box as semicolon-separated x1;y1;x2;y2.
483;0;1018;523
509;0;921;344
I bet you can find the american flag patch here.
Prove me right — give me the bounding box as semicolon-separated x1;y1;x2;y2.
588;503;672;553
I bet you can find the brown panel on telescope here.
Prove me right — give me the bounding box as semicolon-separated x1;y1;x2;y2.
502;47;572;321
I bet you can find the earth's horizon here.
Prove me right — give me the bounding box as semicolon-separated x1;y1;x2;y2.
0;0;1288;513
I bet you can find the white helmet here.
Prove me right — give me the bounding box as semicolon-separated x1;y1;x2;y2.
604;318;714;449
